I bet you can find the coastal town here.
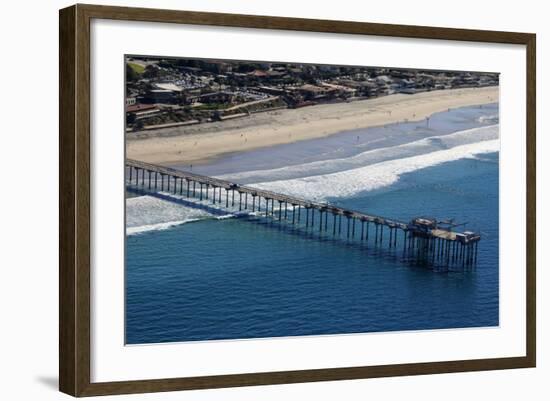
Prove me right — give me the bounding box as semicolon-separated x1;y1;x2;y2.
126;57;499;133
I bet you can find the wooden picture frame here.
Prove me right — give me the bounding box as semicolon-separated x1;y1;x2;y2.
59;3;536;397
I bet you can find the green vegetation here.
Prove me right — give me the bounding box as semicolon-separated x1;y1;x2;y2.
126;63;141;82
128;62;145;74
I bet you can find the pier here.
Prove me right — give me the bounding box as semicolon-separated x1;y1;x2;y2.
126;159;481;269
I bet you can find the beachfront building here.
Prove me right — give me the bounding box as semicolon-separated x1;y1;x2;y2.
142;89;177;104
126;103;161;120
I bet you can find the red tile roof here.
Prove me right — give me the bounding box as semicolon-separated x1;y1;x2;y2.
249;70;268;77
126;103;158;113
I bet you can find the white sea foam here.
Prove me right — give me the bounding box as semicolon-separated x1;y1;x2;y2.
127;125;499;233
127;219;200;235
250;138;500;201
126;195;233;235
477;114;499;124
220;125;499;183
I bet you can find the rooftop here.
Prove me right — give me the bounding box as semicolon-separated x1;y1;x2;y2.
126;103;159;113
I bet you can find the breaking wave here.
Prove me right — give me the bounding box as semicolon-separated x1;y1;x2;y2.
126;195;233;236
126;125;499;233
220;125;499;184
250;138;499;201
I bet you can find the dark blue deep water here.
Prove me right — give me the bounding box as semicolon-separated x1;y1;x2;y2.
126;148;499;344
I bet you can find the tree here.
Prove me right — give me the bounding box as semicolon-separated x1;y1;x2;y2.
211;111;222;121
143;65;160;79
126;113;136;125
126;63;139;82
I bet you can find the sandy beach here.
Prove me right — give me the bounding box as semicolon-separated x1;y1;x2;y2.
126;86;498;165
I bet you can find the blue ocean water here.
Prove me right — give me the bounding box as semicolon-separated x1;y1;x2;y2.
125;104;499;344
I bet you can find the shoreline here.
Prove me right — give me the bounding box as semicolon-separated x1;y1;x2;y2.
126;86;498;166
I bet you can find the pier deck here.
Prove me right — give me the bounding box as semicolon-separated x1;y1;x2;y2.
126;159;407;226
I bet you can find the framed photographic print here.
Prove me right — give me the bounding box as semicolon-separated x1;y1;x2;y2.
59;4;536;397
